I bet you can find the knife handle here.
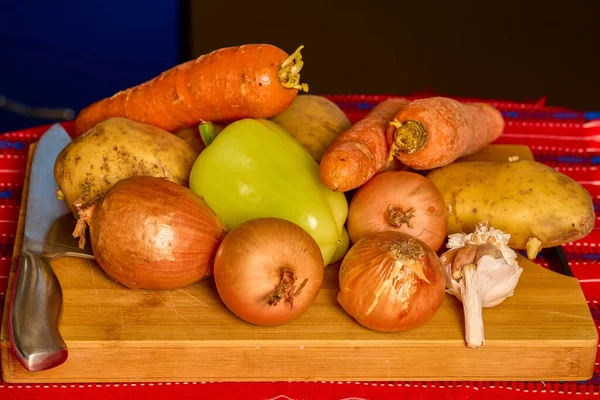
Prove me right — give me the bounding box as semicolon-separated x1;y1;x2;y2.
8;251;68;371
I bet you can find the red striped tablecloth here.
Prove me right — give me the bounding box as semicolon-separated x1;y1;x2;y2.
0;94;598;399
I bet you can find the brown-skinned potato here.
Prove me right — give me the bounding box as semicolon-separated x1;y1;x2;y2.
54;117;198;214
270;94;351;163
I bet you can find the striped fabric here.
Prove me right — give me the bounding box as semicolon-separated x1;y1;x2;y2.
0;95;598;399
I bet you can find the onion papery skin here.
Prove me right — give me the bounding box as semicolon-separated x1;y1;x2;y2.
84;176;227;290
213;217;324;326
347;171;447;251
337;231;445;332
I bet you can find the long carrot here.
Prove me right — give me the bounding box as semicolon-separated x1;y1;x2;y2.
319;98;409;192
74;44;309;136
385;97;504;170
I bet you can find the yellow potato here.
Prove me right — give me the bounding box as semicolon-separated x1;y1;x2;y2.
54;117;198;213
270;94;351;162
427;160;594;258
174;123;224;154
457;144;534;162
174;126;205;153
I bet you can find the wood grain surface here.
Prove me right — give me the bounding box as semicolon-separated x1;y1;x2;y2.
1;144;596;383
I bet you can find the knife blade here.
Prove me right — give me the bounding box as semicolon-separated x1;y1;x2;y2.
7;124;94;372
541;246;573;277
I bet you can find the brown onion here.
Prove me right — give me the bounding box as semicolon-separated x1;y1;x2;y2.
74;175;227;290
347;171;447;251
338;231;445;332
214;217;324;326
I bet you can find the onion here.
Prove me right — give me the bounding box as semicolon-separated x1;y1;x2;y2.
213;217;324;326
74;176;227;290
337;231;445;332
347;171;447;251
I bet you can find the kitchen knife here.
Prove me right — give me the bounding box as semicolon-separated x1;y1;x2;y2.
542;246;573;277
7;124;94;372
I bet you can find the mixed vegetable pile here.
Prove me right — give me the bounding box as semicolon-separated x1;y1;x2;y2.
53;43;595;348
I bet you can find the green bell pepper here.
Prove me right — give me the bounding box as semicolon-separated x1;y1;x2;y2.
189;118;348;265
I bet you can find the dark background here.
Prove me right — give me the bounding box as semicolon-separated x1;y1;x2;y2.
187;0;600;109
1;0;599;132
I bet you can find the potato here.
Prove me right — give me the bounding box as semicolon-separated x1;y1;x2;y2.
174;126;205;153
174;123;224;154
270;94;351;162
427;160;594;258
457;144;534;162
54;117;199;213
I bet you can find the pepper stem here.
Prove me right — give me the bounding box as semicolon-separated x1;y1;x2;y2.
279;45;309;92
199;122;218;147
462;263;485;348
388;119;428;158
263;268;308;309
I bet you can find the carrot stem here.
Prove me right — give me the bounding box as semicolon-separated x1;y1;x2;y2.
279;45;309;92
199;122;217;146
389;120;428;157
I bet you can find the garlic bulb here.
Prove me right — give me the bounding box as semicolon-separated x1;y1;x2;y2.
441;221;523;348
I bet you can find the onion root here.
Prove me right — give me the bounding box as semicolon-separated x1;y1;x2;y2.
264;268;309;309
386;205;415;228
72;201;96;249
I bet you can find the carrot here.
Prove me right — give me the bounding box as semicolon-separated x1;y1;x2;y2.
319;98;409;192
74;44;309;136
385;97;505;170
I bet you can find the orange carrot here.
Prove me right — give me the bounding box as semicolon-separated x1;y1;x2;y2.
386;97;504;170
319;98;409;192
74;44;309;136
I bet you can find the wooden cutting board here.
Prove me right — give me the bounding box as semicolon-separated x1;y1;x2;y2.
1;144;596;383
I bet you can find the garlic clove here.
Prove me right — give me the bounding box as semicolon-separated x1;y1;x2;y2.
440;248;459;267
475;243;502;261
451;244;479;280
461;263;485;348
445;221;519;269
477;255;523;308
443;261;462;301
